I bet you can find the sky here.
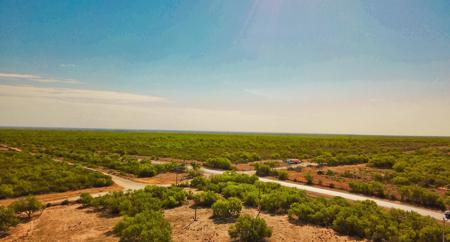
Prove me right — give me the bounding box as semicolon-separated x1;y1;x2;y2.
0;0;450;136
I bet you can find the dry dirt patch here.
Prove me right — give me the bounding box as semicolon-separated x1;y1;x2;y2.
132;172;188;185
1;205;119;242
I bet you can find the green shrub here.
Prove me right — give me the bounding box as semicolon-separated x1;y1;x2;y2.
0;206;18;234
259;189;306;213
205;157;232;170
113;210;171;242
277;170;288;180
228;215;272;242
368;156;396;169
288;199;342;226
348;181;385;198
255;163;272;177
79;192;93;206
193;191;220;207
304;173;313;185
212;197;242;218
10;196;43;218
399;186;445;209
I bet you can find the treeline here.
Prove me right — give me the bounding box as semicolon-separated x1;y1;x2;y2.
191;172;450;242
0;152;112;199
1;129;448;165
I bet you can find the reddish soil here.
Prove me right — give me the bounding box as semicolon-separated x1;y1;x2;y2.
1;205;120;242
0;184;122;207
284;164;402;199
235;160;285;171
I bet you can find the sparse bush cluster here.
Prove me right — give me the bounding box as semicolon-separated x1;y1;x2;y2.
254;163;288;180
212;197;242;218
223;151;261;163
204;157;233;170
193;191;220;207
228;215;272;242
83;186;186;242
348;181;385;197
0;196;43;235
368;155;396;168
315;154;369;166
113;210;171;242
399;185;446;209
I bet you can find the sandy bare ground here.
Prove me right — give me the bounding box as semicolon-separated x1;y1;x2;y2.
0;184;122;207
165;201;363;242
1;205;120;242
132;172;188;185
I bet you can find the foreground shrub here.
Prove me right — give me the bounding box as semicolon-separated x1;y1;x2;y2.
349;181;385;198
113;210;171;242
0;206;18;234
193;191;220;207
288;199;342;226
277;170;288;180
79;192;93;206
255;163;272;177
212;197;242;218
368;156;395;169
304;173;313;185
10;196;43;218
205;157;232;170
228;215;272;242
399;185;445;209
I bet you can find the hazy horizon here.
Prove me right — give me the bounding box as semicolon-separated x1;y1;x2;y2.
1;1;450;136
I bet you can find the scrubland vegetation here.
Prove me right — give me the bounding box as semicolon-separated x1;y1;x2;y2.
191;172;450;242
0;151;112;198
1;129;449;241
0;129;448;209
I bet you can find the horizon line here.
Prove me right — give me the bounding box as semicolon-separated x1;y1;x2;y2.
1;125;449;139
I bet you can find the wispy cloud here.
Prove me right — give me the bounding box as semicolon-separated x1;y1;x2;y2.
0;84;165;105
0;72;82;84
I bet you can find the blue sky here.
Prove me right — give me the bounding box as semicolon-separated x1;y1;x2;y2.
1;0;450;135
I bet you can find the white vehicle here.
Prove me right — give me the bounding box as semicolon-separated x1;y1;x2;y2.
285;159;301;164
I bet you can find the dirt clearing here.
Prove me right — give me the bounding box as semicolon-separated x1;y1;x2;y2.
132;172;188;185
1;205;120;242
